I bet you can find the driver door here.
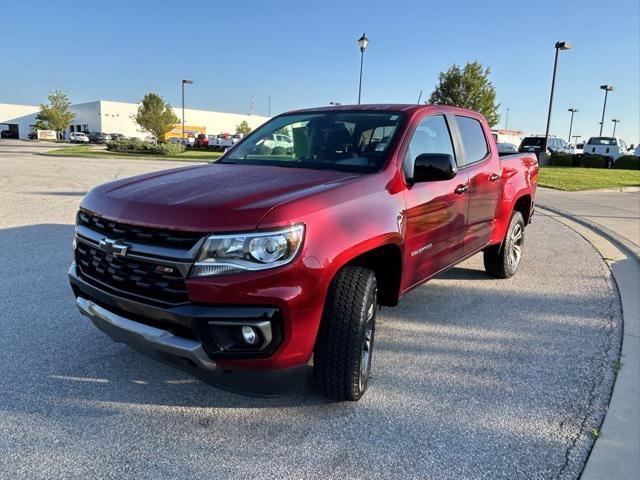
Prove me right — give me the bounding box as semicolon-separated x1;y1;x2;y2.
401;114;469;291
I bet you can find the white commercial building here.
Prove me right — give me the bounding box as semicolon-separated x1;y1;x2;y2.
0;100;269;140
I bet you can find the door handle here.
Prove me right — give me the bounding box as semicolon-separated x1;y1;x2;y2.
454;184;469;195
489;173;500;182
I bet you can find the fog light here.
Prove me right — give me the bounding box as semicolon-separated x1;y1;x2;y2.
241;326;258;345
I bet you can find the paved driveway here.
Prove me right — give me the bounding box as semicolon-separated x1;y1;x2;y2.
0;142;622;479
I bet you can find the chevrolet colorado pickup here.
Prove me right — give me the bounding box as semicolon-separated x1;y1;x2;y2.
69;104;538;401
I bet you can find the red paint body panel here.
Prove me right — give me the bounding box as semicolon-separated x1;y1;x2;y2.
78;104;538;371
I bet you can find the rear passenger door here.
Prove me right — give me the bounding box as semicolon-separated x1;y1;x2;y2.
452;115;503;256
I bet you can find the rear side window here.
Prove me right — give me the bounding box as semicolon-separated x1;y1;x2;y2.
455;116;489;164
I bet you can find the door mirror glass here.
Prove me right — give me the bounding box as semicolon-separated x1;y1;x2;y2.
412;153;457;183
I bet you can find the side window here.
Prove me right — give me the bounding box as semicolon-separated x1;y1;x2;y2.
403;115;455;179
454;116;489;164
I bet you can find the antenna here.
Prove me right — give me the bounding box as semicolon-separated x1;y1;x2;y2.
416;90;423;104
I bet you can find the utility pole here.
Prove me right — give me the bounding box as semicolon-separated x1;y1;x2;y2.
504;108;510;130
267;96;271;117
567;108;578;142
599;85;614;136
181;79;193;143
543;41;571;154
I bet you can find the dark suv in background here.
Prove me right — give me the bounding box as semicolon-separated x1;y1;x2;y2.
519;135;571;155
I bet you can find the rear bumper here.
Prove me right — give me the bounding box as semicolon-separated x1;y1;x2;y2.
69;264;307;396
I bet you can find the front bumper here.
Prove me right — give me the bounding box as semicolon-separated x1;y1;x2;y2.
70;264;307;396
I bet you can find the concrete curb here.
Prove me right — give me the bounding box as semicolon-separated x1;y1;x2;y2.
537;206;640;480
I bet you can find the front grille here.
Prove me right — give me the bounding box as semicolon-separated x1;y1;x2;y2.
77;211;203;249
75;243;189;305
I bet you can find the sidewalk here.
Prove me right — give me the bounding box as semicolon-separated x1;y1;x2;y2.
536;188;640;480
537;188;640;251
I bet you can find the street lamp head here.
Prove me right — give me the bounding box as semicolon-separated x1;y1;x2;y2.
358;33;369;52
600;84;613;91
568;108;578;113
612;119;620;122
182;79;194;85
555;41;571;50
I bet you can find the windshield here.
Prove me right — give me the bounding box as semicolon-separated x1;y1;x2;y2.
221;111;405;173
587;137;617;145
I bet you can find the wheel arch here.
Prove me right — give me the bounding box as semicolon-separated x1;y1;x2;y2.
339;243;403;307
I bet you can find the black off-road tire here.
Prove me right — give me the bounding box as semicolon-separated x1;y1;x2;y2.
314;266;377;401
484;211;525;279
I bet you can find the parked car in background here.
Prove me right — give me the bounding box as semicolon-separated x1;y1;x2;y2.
519;135;572;155
633;144;640;156
69;104;538;401
261;133;294;151
571;142;584;155
69;132;90;143
109;133;126;141
496;142;518;154
88;132;112;143
207;134;235;150
583;137;631;165
194;133;209;147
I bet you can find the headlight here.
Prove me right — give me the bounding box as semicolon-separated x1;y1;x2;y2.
190;225;304;277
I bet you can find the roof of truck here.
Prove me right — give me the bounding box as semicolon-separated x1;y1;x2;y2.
288;104;483;119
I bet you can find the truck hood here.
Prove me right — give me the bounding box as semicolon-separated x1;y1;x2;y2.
81;163;360;231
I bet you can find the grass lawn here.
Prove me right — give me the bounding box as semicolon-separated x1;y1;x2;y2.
41;145;223;162
538;166;640;191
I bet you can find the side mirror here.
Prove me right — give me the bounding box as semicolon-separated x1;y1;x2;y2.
411;153;457;183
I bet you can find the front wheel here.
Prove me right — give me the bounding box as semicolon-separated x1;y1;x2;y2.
484;210;525;278
314;266;377;401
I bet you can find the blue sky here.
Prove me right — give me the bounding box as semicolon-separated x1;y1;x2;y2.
1;0;638;143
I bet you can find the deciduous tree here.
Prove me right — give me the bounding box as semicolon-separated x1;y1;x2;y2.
428;61;500;127
235;120;252;135
134;93;179;142
37;90;75;139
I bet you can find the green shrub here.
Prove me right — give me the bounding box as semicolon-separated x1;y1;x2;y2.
149;143;185;155
271;146;287;156
571;153;583;167
107;138;152;152
549;152;573;166
580;155;606;168
614;155;640;170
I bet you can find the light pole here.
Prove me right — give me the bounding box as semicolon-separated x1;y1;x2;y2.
611;119;620;136
543;41;572;155
504;108;510;130
357;33;369;105
599;85;614;136
267;96;271;117
181;79;193;142
567;108;578;142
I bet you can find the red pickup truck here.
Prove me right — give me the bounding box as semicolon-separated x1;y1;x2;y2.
69;104;537;400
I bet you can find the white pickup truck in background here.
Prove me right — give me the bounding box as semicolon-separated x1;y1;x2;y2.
583;137;632;165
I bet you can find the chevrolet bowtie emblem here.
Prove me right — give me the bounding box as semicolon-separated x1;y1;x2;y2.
99;238;129;257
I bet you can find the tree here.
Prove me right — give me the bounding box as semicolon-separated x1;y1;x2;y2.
235;120;252;135
428;61;500;127
134;93;179;142
37;90;75;139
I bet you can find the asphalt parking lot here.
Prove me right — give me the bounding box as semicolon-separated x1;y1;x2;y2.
0;140;622;480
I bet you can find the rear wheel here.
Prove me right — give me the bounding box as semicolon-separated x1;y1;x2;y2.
484;211;525;278
314;266;377;401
